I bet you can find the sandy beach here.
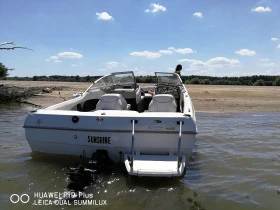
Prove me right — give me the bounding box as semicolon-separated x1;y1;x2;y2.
1;80;279;112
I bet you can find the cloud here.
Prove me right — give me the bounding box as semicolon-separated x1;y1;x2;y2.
193;12;203;18
106;61;120;69
158;49;173;54
278;44;280;48
260;62;275;67
97;68;107;72
145;3;166;13
177;59;204;67
207;57;240;67
46;51;83;63
235;49;256;56
49;56;58;60
271;38;279;41
178;57;240;69
260;58;269;62
57;52;83;59
130;51;161;59
71;64;77;67
96;12;113;21
251;6;271;12
46;55;61;62
168;47;195;54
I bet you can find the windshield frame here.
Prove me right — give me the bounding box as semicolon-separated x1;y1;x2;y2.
87;71;137;92
155;72;183;86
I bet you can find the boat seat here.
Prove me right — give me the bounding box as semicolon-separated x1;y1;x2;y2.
148;94;177;112
96;94;129;110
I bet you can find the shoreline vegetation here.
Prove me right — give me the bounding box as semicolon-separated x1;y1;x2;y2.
0;80;280;113
4;75;280;86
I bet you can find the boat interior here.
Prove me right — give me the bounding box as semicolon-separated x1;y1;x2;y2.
47;71;189;114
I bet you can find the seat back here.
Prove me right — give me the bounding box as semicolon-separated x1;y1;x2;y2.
148;94;177;112
96;94;128;110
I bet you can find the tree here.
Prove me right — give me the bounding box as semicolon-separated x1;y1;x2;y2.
253;79;265;86
202;79;210;84
85;75;91;82
273;77;280;86
0;62;9;78
191;77;200;84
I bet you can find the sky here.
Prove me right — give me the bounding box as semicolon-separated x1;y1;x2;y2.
1;0;280;77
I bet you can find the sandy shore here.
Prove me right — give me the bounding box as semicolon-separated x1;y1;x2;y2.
1;80;279;112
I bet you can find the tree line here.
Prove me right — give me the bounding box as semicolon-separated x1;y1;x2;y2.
2;73;280;86
136;75;280;86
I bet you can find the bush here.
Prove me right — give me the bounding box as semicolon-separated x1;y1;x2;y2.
202;79;210;85
253;79;265;86
273;77;280;86
191;77;200;84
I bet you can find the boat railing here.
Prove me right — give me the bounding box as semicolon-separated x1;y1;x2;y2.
130;119;137;169
177;121;183;169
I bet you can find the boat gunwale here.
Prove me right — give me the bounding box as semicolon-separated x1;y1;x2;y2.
23;125;197;134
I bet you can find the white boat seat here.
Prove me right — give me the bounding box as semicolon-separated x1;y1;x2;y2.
148;94;177;112
96;94;128;110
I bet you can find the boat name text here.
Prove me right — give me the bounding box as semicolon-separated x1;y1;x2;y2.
88;136;111;144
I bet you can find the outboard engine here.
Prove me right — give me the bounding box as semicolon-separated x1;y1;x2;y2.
67;165;97;184
67;150;111;184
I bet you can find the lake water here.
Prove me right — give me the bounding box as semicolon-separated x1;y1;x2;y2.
0;104;279;210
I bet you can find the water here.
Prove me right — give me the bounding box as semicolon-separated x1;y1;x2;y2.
0;104;279;210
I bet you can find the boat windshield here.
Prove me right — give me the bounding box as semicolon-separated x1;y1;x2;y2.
87;71;136;92
155;72;182;86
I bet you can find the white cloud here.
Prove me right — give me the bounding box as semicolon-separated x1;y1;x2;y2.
251;6;271;12
71;64;77;67
235;49;256;56
145;3;166;13
46;55;59;62
106;61;120;69
49;55;59;60
271;38;279;41
57;52;83;59
168;47;195;54
207;57;240;67
278;44;280;48
130;51;161;59
178;59;204;67
158;49;173;54
260;62;275;67
260;58;269;62
96;12;113;21
178;57;240;69
193;12;203;18
46;52;83;63
97;68;107;72
190;60;205;68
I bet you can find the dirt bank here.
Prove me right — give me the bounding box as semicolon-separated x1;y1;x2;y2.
1;80;279;112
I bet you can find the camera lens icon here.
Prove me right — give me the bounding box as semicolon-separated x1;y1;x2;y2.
10;194;30;204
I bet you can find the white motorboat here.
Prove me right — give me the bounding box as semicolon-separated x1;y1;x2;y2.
24;71;197;177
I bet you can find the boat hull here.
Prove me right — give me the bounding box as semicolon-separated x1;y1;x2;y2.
24;110;197;162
